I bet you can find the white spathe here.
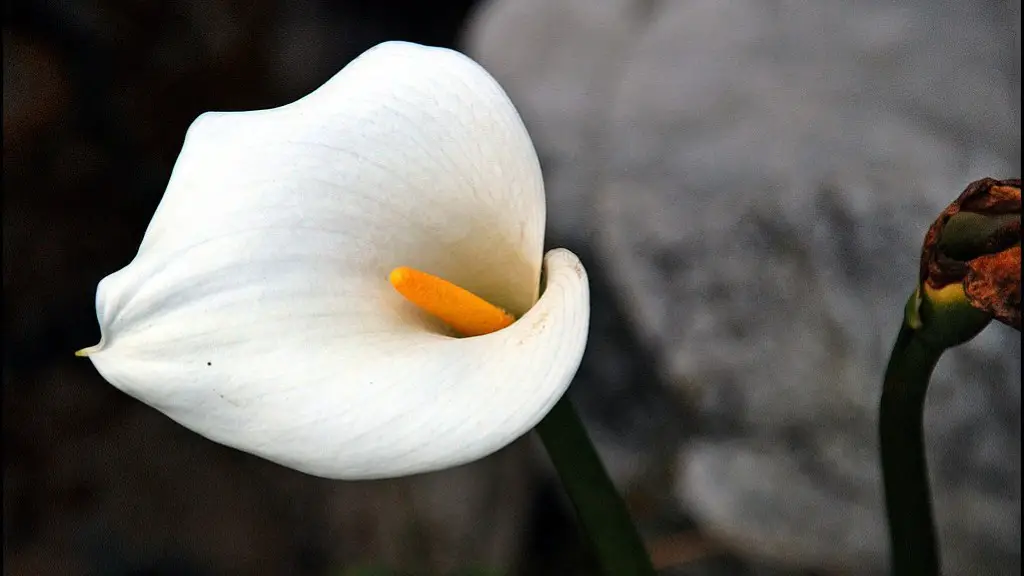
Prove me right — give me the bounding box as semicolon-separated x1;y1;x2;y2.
83;42;590;480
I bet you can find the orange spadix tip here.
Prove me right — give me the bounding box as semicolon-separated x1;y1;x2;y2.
389;266;516;337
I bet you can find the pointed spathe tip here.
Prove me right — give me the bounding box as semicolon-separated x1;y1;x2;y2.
75;343;104;357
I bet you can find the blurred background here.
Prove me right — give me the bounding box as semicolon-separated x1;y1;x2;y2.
3;0;1020;574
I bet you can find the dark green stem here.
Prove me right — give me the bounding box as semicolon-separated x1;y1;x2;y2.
534;396;657;576
880;322;944;575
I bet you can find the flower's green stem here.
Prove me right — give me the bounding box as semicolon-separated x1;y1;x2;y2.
880;322;944;575
535;396;657;576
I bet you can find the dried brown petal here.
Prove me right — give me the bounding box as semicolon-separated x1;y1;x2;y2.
965;245;1021;329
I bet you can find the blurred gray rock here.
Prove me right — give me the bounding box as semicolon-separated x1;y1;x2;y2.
466;0;1021;573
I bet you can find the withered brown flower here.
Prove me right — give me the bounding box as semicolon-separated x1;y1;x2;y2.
919;178;1021;330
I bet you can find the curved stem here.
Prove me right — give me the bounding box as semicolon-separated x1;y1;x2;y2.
880;322;945;575
534;396;657;576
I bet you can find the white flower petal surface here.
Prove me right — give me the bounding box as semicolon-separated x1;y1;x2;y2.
86;42;590;479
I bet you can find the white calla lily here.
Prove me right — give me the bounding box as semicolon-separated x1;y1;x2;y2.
82;41;590;480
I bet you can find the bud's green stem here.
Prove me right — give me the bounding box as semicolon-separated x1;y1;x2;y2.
882;285;991;575
881;316;942;575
